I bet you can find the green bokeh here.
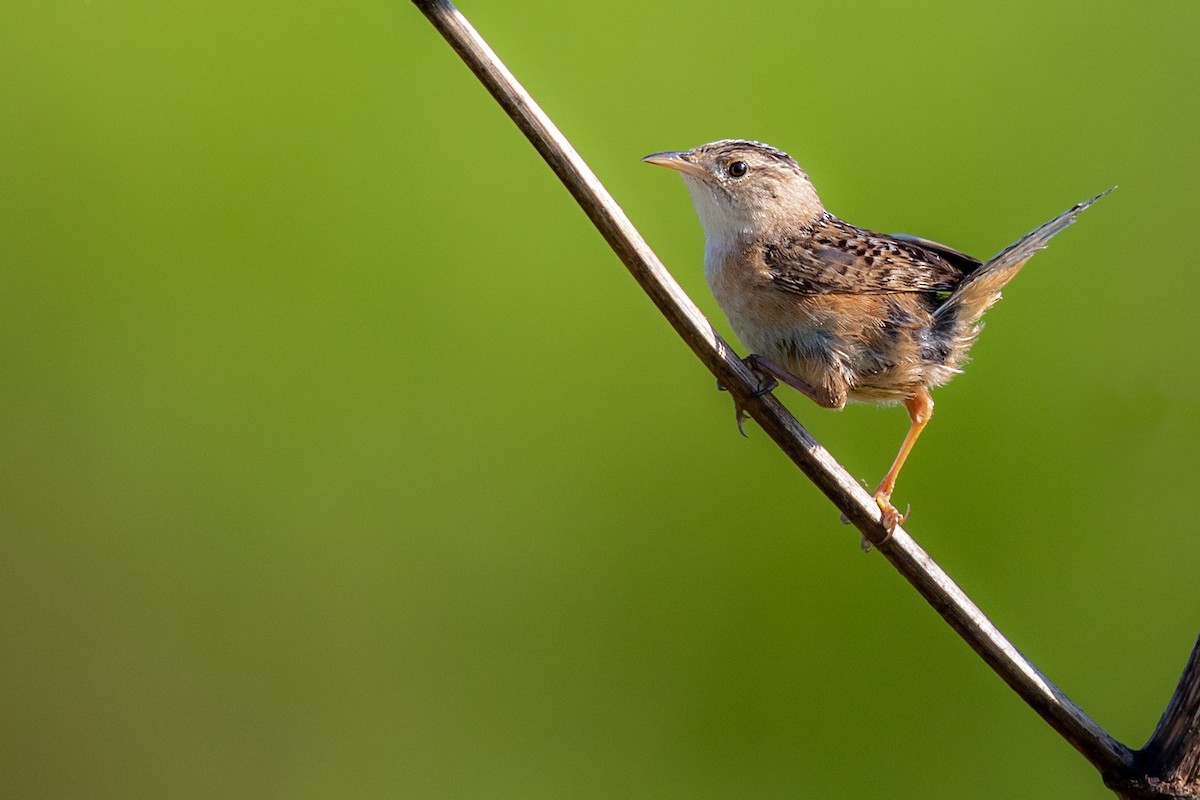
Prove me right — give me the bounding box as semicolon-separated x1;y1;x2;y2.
3;1;1198;798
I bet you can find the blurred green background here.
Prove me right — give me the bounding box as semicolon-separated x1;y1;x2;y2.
3;1;1198;797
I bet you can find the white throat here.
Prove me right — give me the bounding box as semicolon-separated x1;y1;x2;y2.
681;177;753;243
677;178;744;288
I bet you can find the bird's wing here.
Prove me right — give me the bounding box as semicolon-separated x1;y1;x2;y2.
888;233;983;276
762;215;980;296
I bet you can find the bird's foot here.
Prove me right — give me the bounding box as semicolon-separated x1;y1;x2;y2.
840;486;908;551
859;491;908;551
718;357;778;437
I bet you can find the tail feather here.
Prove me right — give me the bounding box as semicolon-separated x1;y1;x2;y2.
935;187;1114;325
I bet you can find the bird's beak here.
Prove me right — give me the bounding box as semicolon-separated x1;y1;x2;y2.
641;151;709;179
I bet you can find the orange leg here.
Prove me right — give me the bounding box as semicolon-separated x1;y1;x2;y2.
873;387;934;533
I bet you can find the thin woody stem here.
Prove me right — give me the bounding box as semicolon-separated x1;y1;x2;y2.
411;0;1136;777
1129;634;1200;793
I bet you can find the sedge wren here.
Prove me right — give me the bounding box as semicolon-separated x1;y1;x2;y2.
644;139;1108;531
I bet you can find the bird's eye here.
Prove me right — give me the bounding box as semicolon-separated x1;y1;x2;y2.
728;160;749;178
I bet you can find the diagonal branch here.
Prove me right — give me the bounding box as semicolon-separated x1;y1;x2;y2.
1144;632;1200;779
1109;634;1200;798
410;0;1136;778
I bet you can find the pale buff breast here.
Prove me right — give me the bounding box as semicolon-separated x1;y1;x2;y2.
705;242;855;399
705;244;965;407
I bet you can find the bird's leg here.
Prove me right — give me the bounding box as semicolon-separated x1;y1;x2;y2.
743;354;840;406
723;354;840;436
872;387;935;535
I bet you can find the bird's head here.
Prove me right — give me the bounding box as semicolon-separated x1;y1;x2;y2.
643;140;825;241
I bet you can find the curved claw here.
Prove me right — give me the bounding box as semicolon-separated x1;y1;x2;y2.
724;359;779;437
855;492;909;552
734;401;750;438
748;375;777;399
873;492;909;536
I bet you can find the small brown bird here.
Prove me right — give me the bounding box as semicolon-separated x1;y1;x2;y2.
644;139;1108;531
